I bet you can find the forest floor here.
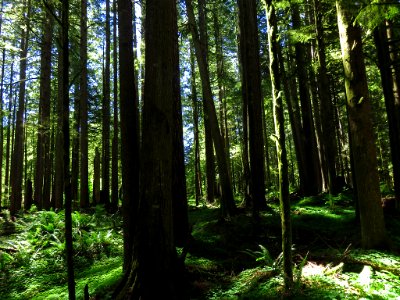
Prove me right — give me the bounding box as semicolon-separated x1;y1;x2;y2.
1;190;400;299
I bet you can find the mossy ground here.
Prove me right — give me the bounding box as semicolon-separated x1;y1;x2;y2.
1;191;399;299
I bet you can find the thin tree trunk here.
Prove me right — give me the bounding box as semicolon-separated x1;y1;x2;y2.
80;0;89;209
237;0;267;214
190;45;202;206
185;0;236;218
118;0;140;272
291;3;321;196
0;49;5;210
265;0;293;290
34;8;53;210
61;0;75;296
313;0;338;194
10;0;31;215
111;0;119;212
102;0;111;208
198;0;215;204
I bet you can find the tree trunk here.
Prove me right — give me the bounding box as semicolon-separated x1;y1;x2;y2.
10;0;31;215
313;0;338;194
185;0;236;218
34;8;53;210
118;0;140;272
117;0;186;297
374;24;400;207
265;0;293;290
0;49;4;211
190;45;202;206
80;0;89;209
291;3;321;196
198;0;215;204
336;0;387;249
93;147;101;205
4;57;14;204
60;0;75;297
102;0;111;208
237;0;267;214
111;0;119;212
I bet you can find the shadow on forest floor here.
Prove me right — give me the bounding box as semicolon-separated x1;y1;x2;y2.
186;192;400;299
1;193;400;299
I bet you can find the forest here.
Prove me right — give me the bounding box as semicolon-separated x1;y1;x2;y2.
0;0;400;299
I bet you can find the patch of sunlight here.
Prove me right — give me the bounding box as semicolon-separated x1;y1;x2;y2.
302;261;326;277
358;265;373;288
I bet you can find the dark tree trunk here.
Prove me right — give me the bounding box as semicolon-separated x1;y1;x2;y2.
34;8;53;210
265;0;293;290
118;0;140;272
80;0;89;209
190;46;202;206
102;0;111;208
291;3;321;196
313;0;337;194
198;0;215;204
111;0;119;212
237;0;267;214
117;0;186;297
374;24;400;207
337;0;387;249
93;147;101;205
71;87;80;209
185;0;236;218
60;0;75;297
10;0;31;215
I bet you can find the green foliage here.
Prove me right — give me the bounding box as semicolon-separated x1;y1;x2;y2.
0;207;122;299
355;1;400;30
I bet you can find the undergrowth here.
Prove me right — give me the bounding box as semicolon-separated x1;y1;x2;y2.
1;191;399;299
0;205;123;299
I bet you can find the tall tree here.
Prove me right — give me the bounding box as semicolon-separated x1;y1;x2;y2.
111;0;119;212
237;0;267;214
10;0;31;215
291;3;322;196
374;21;400;208
185;0;236;217
190;45;202;206
118;0;140;271
80;0;89;208
34;6;54;210
313;0;338;194
102;0;111;207
60;0;75;296
117;0;186;297
198;0;215;204
336;0;387;249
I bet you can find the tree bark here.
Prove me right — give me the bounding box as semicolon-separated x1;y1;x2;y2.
80;0;89;209
313;0;337;194
111;0;119;212
185;0;236;217
336;0;387;249
102;0;111;208
190;45;202;206
34;8;53;210
198;0;215;204
265;0;293;290
291;3;322;196
237;0;267;214
117;0;186;297
118;0;140;272
10;0;31;215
